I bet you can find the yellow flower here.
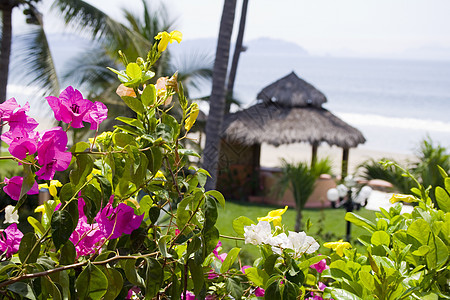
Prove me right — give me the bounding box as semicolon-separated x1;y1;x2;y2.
185;103;199;132
323;239;352;257
155;30;182;52
87;168;102;181
155;31;183;52
257;206;288;227
389;194;418;204
35;205;45;213
38;180;62;198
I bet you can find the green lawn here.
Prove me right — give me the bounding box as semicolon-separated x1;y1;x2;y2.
215;201;377;264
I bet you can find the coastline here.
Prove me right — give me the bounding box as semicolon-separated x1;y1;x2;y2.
260;143;416;177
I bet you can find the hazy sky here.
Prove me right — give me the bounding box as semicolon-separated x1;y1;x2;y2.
13;0;450;58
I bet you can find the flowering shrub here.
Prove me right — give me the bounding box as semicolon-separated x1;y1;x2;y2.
0;30;448;299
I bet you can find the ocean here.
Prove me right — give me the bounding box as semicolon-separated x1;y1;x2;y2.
7;35;450;155
215;53;450;154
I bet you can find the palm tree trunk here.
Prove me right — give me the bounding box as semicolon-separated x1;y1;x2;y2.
0;3;14;153
203;0;237;191
225;0;249;113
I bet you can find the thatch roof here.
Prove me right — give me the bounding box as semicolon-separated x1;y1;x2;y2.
257;72;327;108
222;103;366;148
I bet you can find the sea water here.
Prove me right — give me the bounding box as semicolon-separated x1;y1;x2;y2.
227;54;450;154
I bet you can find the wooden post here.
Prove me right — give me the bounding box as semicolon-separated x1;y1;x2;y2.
311;142;318;168
342;148;349;180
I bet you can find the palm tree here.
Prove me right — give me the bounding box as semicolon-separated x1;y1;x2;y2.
277;158;332;232
225;0;249;113
203;0;237;191
61;0;213;135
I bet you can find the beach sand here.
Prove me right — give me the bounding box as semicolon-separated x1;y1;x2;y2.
260;143;416;177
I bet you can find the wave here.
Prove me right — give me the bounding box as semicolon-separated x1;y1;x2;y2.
335;112;450;133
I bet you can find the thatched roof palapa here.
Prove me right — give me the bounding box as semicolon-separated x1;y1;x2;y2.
222;71;365;149
257;71;327;108
222;104;366;148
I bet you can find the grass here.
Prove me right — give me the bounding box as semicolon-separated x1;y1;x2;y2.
215;200;377;265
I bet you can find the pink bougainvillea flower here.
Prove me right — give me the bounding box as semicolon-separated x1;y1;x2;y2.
181;291;197;300
83;101;108;130
46;86;94;128
207;269;219;280
126;286;142;299
0;97;20;120
35;127;72;180
4;105;39;132
68;198;105;258
3;176;39;201
318;282;327;291
0;223;24;257
241;265;251;273
254;287;265;297
5;128;39;160
310;258;329;273
95;196;144;239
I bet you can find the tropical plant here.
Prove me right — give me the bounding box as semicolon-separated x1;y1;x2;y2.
61;0;213;141
358;138;450;201
277;158;333;232
323;162;450;299
203;0;237;190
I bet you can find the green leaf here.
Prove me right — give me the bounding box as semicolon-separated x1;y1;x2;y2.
445;177;450;192
126;63;142;80
51;210;74;250
283;281;300;300
265;276;282;299
178;149;201;158
202;226;219;261
70;141;90;153
113;132;137;148
123;259;145;287
329;288;363;300
162;113;180;141
435;186;450;212
76;262;108;300
329;260;353;281
158;235;171;258
99;267;123;300
189;259;205;296
407;219;431;245
59;183;75;203
204;196;218;231
27;216;46;236
121;96;145;114
156;123;174;143
220;248;240;273
412;245;430;256
149;205;160;224
371;231;391;246
145;258;163;299
70;154;93;190
206;190;226;208
225;277;243;299
60;241;76;265
19;232;40;263
232;216;256;237
7;282;36;300
142;84;156;106
244;267;269;287
19;164;35;200
345;212;376;232
116;116;144;129
358;270;374;291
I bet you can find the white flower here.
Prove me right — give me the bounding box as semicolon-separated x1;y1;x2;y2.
4;205;19;224
267;232;293;254
244;221;272;245
287;231;320;256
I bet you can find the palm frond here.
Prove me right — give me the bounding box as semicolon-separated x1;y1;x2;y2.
12;26;60;96
62;46;117;96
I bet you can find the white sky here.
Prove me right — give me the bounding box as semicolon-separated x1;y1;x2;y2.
13;0;450;58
